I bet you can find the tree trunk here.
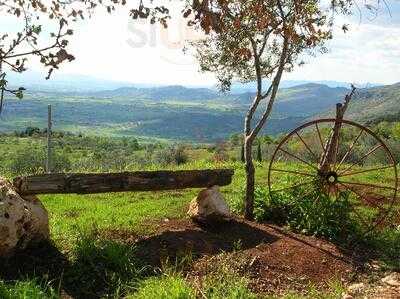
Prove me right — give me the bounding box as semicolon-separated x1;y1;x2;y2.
257;141;262;162
240;143;245;163
244;136;255;220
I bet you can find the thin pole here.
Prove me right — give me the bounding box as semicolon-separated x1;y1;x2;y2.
46;104;52;174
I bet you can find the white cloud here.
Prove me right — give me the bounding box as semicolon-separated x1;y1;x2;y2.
2;1;400;86
286;16;400;84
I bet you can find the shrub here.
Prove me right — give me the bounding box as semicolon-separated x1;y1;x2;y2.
212;142;229;163
153;145;188;166
251;184;357;241
52;151;72;173
6;147;71;176
7;147;45;175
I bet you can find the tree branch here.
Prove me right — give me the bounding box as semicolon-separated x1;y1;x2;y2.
249;36;289;140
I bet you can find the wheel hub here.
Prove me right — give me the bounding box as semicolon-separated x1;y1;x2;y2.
323;171;338;185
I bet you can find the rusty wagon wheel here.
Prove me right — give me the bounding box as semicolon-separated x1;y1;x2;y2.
268;118;398;235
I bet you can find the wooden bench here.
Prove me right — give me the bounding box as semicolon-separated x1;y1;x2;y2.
13;169;234;195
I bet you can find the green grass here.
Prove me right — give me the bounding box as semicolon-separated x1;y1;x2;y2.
41;190;193;247
0;279;58;299
129;274;196;299
1;135;400;298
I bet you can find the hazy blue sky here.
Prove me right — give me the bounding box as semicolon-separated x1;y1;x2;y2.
2;1;400;86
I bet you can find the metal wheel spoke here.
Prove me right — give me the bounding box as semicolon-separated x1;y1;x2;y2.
338;182;387;214
315;123;325;152
339;144;383;176
296;188;318;203
270;168;316;178
271;179;317;194
339;165;395;178
337;180;396;191
337;182;372;228
335;129;364;171
351;206;372;229
295;132;319;163
278;148;319;171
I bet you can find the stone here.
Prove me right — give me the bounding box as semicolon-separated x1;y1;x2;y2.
187;185;231;223
0;177;49;257
347;283;365;295
382;273;400;287
341;294;353;299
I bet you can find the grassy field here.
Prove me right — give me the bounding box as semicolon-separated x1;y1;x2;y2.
1;133;400;298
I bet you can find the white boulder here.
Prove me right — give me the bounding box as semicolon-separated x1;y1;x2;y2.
188;185;231;223
0;177;49;257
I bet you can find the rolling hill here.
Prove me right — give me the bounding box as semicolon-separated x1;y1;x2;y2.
0;82;365;141
316;83;400;125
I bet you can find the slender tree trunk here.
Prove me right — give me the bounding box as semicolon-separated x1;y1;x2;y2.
242;36;289;221
244;135;255;220
257;141;262;162
240;142;245;163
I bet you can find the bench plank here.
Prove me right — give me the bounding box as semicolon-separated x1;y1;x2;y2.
13;169;234;195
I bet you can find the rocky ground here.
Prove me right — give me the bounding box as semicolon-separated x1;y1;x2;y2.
343;272;400;299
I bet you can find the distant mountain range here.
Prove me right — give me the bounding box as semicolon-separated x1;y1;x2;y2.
320;82;400;125
6;70;383;92
0;80;399;141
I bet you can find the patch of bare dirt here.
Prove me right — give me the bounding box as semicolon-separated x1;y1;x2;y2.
113;217;363;294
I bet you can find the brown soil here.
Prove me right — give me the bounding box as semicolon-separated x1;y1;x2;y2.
1;218;368;297
104;217;364;294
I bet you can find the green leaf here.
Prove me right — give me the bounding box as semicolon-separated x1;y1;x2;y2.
15;90;24;99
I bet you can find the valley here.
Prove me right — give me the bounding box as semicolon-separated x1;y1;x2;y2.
1;81;398;142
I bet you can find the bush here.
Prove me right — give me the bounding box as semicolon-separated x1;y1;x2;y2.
6;147;71;176
251;184;357;241
153;145;188;166
7;147;45;175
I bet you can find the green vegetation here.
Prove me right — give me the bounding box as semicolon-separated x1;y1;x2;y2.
1;124;399;298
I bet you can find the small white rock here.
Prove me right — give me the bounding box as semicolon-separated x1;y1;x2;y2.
347;283;365;295
341;293;353;299
187;185;231;223
382;273;400;287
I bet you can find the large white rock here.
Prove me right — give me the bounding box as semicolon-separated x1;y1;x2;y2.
188;185;231;223
0;177;49;257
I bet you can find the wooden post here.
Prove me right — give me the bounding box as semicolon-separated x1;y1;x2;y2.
46;104;52;174
319;86;356;173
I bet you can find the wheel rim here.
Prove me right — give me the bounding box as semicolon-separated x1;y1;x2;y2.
268;118;398;235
